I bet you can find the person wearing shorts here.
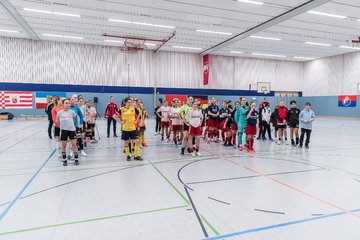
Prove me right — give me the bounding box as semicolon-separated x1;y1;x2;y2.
170;99;182;148
57;98;79;166
157;100;171;142
245;101;259;153
234;97;249;151
52;97;63;158
287;100;301;147
185;101;203;157
178;96;194;155
113;97;143;161
206;97;220;144
276;100;289;145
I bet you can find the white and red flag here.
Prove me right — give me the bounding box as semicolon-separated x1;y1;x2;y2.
0;91;33;109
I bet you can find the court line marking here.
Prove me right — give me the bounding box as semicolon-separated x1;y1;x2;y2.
147;159;221;236
0;148;56;222
204;208;360;240
184;186;209;237
208;197;231;205
202;147;360;219
254;209;285;215
0;205;188;237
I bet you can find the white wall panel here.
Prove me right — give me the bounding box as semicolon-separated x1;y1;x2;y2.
342;51;360;95
208;55;235;90
1;37;306;92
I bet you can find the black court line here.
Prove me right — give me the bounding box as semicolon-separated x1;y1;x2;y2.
208;197;231;205
312;213;325;216
0;164;144;207
0;122;40;141
184;186;208;238
177;158;218;191
186;168;326;185
0;130;42;154
254;209;285;215
0;156;212;206
354;178;360;183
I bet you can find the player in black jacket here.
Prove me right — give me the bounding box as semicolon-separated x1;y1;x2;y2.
45;97;55;139
286;100;301;146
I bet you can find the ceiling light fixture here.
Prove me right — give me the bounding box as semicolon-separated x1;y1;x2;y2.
23;8;80;17
173;46;202;50
307;11;347;19
237;0;264;6
250;35;281;41
53;12;81;17
42;33;83;39
145;43;157;46
252;53;287;58
305;41;332;47
230;51;244;54
108;19;175;29
196;30;232;35
294;56;315;60
104;40;124;43
339;45;360;50
0;29;19;33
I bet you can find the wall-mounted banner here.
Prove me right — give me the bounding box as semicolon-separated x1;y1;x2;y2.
0;91;33;109
203;54;209;85
338;95;356;107
193;95;208;109
35;92;66;109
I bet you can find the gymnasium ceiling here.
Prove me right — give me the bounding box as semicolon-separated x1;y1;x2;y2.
0;0;359;61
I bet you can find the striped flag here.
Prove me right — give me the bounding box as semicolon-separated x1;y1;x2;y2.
0;91;33;109
35;92;66;109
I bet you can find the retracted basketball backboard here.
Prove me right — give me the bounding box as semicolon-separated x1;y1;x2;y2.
257;82;271;94
352;37;360;48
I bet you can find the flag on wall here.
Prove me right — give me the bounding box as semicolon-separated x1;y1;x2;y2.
35;92;66;109
193;95;208;109
338;95;357;107
0;91;33;109
165;95;187;105
203;54;209;85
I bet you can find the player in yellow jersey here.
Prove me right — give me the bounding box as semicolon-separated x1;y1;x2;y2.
113;97;143;161
138;100;148;148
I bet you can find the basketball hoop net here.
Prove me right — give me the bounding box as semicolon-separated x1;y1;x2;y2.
120;38;145;53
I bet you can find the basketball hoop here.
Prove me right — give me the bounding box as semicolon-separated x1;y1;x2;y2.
257;82;271;95
120;38;145;53
352;37;360;48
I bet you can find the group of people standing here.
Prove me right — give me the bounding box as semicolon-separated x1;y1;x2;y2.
46;94;316;164
154;96;316;155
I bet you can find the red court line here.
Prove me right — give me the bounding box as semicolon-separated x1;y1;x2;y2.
201;147;360;219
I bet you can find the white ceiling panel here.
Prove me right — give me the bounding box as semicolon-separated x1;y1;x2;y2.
0;0;359;61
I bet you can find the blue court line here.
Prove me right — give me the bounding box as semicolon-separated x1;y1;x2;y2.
204;208;360;240
0;148;56;222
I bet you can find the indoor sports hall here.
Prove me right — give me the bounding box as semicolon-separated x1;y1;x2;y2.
0;0;359;239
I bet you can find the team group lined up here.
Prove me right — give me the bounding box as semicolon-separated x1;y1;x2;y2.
46;95;316;165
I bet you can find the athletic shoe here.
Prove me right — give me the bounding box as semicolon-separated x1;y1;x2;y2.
196;152;202;157
305;144;309;149
154;132;157;136
139;145;143;149
251;149;256;153
214;139;220;143
75;160;79;165
178;141;182;145
239;146;244;151
49;136;53;139
192;152;196;157
63;160;68;166
223;143;228;147
269;138;274;141
142;143;148;147
134;156;144;161
107;135;109;138
173;144;178;148
262;138;266;140
299;144;303;148
165;138;170;143
277;140;282;145
285;140;289;145
207;140;211;144
80;150;87;157
126;156;131;161
161;136;164;141
296;138;300;145
114;134;118;137
91;139;98;143
187;148;192;153
247;148;252;152
228;143;234;147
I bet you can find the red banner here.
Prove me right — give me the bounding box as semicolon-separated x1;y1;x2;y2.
203;54;209;85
